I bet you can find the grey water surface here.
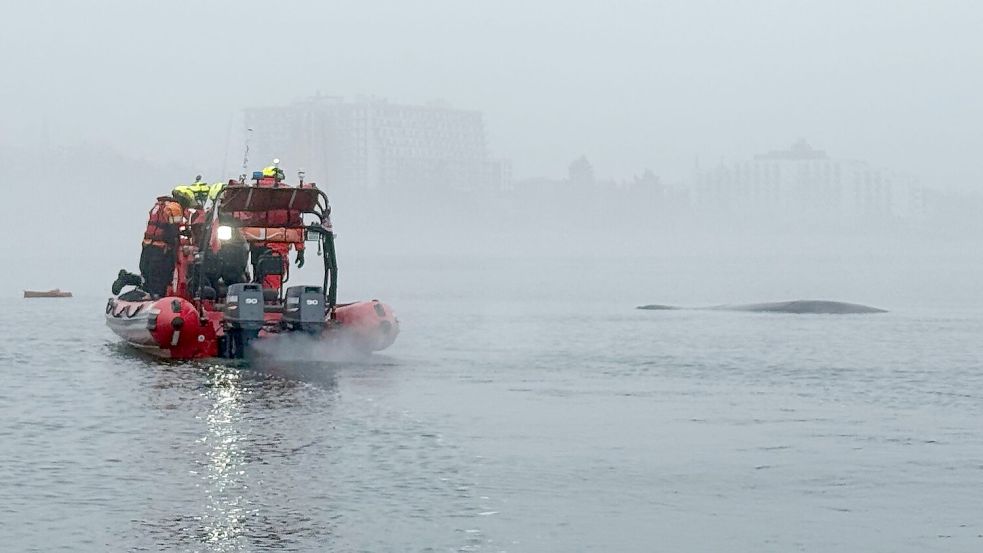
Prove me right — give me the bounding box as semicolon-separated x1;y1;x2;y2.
2;256;982;552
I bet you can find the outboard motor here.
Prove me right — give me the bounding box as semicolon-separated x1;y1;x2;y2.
283;285;326;333
223;283;265;357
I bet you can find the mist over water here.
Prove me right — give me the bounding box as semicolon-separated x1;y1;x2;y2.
247;330;376;366
1;1;982;297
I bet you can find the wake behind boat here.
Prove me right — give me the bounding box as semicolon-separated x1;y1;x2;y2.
106;169;398;359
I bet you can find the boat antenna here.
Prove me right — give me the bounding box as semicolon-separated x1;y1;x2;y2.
220;112;234;180
239;127;253;184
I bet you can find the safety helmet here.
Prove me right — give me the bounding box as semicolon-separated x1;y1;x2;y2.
171;187;195;209
261;158;284;179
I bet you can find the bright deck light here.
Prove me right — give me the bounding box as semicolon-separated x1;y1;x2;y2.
217;225;233;241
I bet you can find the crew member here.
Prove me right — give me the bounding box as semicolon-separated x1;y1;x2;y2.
249;160;304;289
208;181;226;203
172;176;212;211
260;159;285;183
187;180;248;296
197;225;249;296
251;235;305;289
186;175;212;206
174;177;232;247
139;193;189;297
168;187;203;247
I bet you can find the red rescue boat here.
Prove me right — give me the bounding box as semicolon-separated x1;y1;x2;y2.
106;180;398;359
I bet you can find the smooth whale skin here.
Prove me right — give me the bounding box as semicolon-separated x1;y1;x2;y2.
637;300;887;314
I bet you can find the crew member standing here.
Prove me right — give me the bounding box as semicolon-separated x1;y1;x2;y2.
260;161;285;183
171;176;214;244
140;193;187;297
250;160;305;289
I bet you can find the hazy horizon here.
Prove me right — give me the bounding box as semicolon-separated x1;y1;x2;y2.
2;0;982;299
1;1;982;185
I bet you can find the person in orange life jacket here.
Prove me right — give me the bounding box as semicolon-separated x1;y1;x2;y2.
249;160;304;289
249;197;304;289
253;240;305;289
139;193;191;298
170;185;208;247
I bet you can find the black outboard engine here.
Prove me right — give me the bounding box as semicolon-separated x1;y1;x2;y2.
283;285;326;333
223;283;265;358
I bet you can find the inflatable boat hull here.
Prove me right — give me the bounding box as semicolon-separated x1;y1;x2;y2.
105;296;398;359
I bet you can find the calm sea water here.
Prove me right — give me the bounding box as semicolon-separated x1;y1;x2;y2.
2;255;982;552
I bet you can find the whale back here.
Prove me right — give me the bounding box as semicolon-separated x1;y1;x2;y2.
637;300;887;314
716;300;887;314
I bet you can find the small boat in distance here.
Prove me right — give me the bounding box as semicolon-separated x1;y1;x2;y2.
24;289;73;298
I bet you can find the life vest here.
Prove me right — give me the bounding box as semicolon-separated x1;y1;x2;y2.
174;182;211;208
208;182;225;201
143;196;183;246
250;179;304;250
180;208;208;246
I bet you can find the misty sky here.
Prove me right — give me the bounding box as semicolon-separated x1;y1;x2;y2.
1;0;982;185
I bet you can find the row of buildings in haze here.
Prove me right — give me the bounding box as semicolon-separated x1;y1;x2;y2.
243;95;927;226
692;139;926;222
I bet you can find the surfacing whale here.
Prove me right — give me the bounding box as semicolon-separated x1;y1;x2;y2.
637;300;887;314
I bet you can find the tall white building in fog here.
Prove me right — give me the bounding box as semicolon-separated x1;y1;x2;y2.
244;95;511;193
693;140;924;221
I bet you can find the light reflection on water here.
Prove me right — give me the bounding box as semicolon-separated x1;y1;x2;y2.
200;367;247;551
120;359;346;552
